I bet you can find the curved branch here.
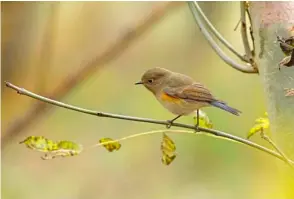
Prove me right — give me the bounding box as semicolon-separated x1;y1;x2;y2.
5;81;294;167
187;2;257;74
194;2;249;63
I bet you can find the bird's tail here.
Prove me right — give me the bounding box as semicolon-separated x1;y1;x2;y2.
210;101;241;116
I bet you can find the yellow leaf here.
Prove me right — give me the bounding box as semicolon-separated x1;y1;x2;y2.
161;133;176;165
193;110;213;128
19;136;57;152
247;112;270;139
99;138;121;152
161;153;176;166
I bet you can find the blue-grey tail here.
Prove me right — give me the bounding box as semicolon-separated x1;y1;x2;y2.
210;101;241;116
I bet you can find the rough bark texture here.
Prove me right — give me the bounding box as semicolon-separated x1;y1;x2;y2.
250;2;294;198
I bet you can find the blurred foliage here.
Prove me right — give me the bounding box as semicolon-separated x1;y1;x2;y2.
2;2;294;199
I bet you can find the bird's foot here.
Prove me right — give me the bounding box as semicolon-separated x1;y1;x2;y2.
194;125;200;133
166;120;173;129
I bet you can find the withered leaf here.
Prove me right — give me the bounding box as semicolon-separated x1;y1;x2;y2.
99;138;121;152
161;133;176;165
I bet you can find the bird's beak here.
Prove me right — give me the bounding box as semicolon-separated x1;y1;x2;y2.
135;81;143;85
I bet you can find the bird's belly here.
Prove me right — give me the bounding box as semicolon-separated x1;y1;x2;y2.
157;95;208;115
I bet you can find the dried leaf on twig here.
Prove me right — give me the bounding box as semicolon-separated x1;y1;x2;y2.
20;136;83;160
99;138;121;152
161;133;176;165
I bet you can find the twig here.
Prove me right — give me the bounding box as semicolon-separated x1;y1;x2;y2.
245;2;256;57
2;2;180;146
234;18;241;31
187;2;257;74
260;130;293;168
240;2;258;71
194;2;249;63
5;81;294;166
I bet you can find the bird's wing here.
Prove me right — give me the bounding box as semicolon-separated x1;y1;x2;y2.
163;83;216;103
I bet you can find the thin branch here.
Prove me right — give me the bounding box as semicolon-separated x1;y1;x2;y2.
234;18;241;31
194;2;249;63
2;2;180;146
5;81;294;166
260;130;293;168
187;2;257;74
245;2;256;57
240;2;258;71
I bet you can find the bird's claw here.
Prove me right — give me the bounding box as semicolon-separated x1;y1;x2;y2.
166;120;173;129
194;125;200;133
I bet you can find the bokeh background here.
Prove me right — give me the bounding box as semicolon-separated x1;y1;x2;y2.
2;1;294;199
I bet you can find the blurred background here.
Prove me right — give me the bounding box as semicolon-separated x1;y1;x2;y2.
2;1;294;199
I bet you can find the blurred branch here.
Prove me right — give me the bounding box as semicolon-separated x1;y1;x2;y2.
2;2;180;146
36;2;60;93
194;2;249;63
187;2;257;74
240;2;258;71
5;81;294;167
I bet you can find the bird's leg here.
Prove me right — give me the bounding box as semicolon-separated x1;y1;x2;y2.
194;109;200;132
166;115;182;129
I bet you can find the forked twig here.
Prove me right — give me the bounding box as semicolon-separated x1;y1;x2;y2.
187;2;257;73
240;2;258;71
194;2;249;63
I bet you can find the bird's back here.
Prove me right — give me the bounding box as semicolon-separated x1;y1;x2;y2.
166;71;195;87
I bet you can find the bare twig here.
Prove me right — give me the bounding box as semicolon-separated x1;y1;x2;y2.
245;2;256;57
187;2;257;74
260;130;293;168
194;2;249;63
240;2;258;71
2;2;180;145
234;18;241;31
5;81;294;167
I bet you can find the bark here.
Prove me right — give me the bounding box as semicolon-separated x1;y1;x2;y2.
250;2;294;198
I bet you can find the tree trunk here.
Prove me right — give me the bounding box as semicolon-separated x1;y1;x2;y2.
250;2;294;198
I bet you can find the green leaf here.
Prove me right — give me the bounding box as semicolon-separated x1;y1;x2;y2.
99;138;121;152
161;133;176;165
193;110;213;128
247;112;270;139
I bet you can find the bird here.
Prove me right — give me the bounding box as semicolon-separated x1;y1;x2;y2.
135;67;241;129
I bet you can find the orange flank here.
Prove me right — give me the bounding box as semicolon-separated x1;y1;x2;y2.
160;92;181;103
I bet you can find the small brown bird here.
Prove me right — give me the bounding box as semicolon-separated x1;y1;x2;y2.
135;67;241;128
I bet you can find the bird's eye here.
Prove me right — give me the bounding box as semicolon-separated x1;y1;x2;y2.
148;79;154;83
